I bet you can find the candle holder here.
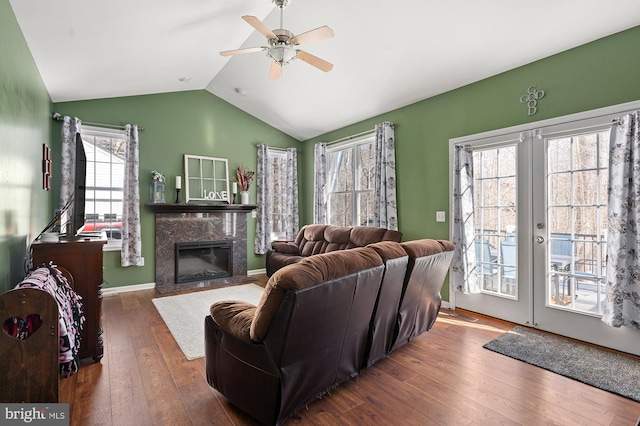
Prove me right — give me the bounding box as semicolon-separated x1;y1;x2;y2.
175;188;181;204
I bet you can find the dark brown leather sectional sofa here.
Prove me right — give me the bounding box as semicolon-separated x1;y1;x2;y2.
265;224;403;276
205;238;454;425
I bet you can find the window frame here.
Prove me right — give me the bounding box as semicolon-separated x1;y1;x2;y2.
326;133;375;227
80;125;126;251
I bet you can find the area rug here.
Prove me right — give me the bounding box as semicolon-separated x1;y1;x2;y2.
152;284;264;360
483;326;640;402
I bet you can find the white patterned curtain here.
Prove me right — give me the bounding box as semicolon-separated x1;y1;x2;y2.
373;122;398;230
313;142;328;224
451;145;480;293
60;116;82;210
284;147;299;239
121;124;143;267
255;146;299;254
255;144;272;254
602;111;640;328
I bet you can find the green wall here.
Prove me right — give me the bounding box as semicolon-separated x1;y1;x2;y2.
302;25;640;301
53;90;298;288
0;0;53;293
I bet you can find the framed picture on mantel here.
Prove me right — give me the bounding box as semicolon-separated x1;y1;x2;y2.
184;154;230;203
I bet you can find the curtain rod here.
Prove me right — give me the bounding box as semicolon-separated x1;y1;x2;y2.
51;112;145;132
254;143;297;152
325;128;375;145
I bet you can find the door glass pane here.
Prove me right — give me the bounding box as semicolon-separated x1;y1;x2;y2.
546;131;608;314
473;145;517;298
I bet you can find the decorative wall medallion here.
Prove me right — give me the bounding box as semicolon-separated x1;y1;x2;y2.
520;85;545;116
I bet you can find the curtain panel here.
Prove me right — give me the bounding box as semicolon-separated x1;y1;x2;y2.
284;147;299;239
603;111;640;328
255;145;299;254
373;122;398;230
451;145;480;294
313;143;328;224
60;116;82;209
120;124;143;267
255;144;272;254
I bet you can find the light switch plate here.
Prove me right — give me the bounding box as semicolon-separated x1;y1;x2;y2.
436;211;446;222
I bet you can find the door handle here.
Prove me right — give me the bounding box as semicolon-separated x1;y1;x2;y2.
535;236;544;244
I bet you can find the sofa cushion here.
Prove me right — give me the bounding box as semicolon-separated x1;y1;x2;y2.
270;242;300;255
367;240;407;260
323;226;352;252
209;301;256;344
349;226;386;248
251;247;383;342
299;225;329;256
400;239;447;258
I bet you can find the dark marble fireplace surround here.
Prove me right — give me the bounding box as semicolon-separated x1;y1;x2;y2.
147;204;257;294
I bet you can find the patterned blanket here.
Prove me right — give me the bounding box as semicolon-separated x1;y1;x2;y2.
15;264;84;377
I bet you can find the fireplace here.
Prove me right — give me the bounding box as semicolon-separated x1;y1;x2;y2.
146;204;256;294
175;241;233;284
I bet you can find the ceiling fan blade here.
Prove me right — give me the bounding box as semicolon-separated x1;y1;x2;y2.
220;46;264;57
268;61;282;80
242;15;277;40
291;25;334;45
296;50;333;73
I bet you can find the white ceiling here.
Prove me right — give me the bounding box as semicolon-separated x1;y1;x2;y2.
9;0;640;141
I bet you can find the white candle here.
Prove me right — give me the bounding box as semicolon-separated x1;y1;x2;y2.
176;176;182;189
232;182;237;194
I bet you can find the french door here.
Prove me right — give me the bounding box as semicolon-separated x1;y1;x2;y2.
452;105;640;356
453;135;532;326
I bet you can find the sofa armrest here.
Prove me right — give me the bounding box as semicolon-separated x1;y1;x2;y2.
271;242;300;255
209;301;257;344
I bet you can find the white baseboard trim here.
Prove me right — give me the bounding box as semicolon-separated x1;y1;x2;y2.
248;268;266;276
102;282;155;297
441;301;451;310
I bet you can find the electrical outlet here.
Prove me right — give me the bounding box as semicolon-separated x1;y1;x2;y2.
436;211;446;222
251;210;257;219
140;257;144;266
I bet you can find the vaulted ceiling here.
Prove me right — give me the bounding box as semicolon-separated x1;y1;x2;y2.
9;0;640;140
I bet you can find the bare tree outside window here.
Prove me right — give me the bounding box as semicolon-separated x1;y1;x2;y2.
327;136;375;226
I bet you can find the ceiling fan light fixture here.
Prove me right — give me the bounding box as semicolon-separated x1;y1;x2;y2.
267;45;296;65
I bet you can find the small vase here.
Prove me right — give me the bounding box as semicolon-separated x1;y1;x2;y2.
240;191;249;205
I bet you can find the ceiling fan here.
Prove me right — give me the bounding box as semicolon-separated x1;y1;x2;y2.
220;0;334;80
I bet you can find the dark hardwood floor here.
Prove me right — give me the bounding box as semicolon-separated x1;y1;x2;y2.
59;278;640;425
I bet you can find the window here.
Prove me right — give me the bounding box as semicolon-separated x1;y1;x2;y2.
81;126;125;249
267;150;288;240
326;134;375;226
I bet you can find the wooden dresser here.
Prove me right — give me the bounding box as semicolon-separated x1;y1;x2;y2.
31;237;106;362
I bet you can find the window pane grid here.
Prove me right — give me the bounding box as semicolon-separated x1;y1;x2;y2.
546;131;608;314
473;145;517;298
81;130;125;243
327;138;374;226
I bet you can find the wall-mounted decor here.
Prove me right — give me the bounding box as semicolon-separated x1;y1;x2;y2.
519;85;545;116
184;155;229;203
42;144;51;190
